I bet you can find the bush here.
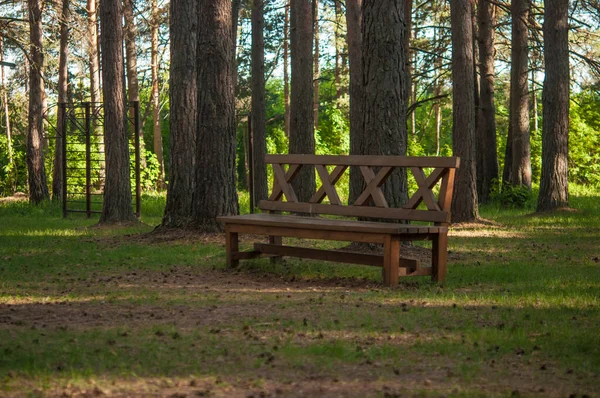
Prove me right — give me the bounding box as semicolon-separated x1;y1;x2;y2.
490;180;533;208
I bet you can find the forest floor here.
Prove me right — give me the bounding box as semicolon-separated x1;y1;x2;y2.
0;190;599;397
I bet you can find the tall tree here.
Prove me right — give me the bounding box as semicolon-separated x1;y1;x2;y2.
283;1;290;136
361;0;408;207
98;0;136;223
313;0;320;130
476;0;499;203
450;0;479;222
150;0;165;188
509;0;532;188
289;0;315;202
161;0;197;228
537;0;569;211
194;0;239;230
87;0;100;105
251;0;268;204
53;0;70;201
27;0;49;204
123;0;147;168
347;0;363;204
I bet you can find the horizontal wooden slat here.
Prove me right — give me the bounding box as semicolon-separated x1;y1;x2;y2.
257;201;451;224
265;154;460;168
218;213;448;234
254;243;420;269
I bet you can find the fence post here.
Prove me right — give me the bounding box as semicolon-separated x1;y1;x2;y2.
60;103;67;218
134;101;141;218
248;112;254;214
84;102;91;218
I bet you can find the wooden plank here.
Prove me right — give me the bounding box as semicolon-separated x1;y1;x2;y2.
269;164;301;201
218;214;448;234
404;167;444;211
257;201;451;223
265;154;460;168
313;165;342;205
225;227;239;268
311;165;347;204
271;163;298;202
354;166;391;207
432;232;448;282
383;236;400;287
438;168;456;213
254;243;420;269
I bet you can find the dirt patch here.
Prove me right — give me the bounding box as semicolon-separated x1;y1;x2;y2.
0;192;27;203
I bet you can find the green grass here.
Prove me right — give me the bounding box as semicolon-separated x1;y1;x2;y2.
0;189;599;397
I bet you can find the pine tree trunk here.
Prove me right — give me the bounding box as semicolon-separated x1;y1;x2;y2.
123;0;147;169
283;1;290;137
98;0;136;223
251;0;268;203
476;0;499;203
87;0;100;104
151;0;165;188
347;0;363;204
404;0;412;135
537;0;569;211
313;0;320;130
27;0;49;204
162;0;197;228
334;0;342;100
450;0;479;222
289;0;315;203
509;0;531;189
0;39;15;192
194;0;239;231
53;0;69;201
361;0;408;208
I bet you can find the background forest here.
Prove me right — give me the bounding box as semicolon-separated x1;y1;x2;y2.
0;0;599;206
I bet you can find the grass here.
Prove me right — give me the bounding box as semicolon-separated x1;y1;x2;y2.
0;189;599;397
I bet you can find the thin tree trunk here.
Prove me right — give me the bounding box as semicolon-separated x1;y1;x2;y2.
161;0;197;228
123;0;147;169
404;0;412;135
27;0;49;204
283;1;290;137
313;0;320;130
98;0;136;223
509;0;531;189
289;0;315;203
361;0;408;208
476;0;499;203
532;67;538;134
53;0;69;201
537;0;569;211
194;0;239;231
88;0;100;104
450;0;479;222
252;0;268;203
347;0;363;204
1;39;15;192
334;0;342;100
151;0;165;188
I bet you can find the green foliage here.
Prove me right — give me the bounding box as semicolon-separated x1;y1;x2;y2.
315;106;348;155
490;179;534;208
568;93;600;187
134;148;163;192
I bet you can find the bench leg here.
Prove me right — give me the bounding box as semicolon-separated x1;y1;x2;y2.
226;228;239;268
269;235;282;264
432;232;448;282
383;235;400;287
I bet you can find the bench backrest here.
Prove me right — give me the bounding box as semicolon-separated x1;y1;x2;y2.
258;154;460;225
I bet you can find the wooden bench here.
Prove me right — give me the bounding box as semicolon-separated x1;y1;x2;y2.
217;154;459;286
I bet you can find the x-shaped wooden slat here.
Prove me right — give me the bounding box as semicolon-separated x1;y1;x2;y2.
269;163;301;202
310;165;347;205
403;167;447;211
354;166;393;207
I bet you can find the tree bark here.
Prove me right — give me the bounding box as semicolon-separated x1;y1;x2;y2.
313;0;320;130
53;0;69;201
476;0;499;203
450;0;479;222
283;1;290;136
289;0;315;203
509;0;531;189
87;0;100;104
334;0;343;100
150;0;165;188
123;0;147;169
347;0;363;204
1;38;15;192
361;0;408;208
537;0;569;211
27;0;49;204
98;0;136;223
251;0;268;203
194;0;239;231
404;0;412;135
162;0;197;228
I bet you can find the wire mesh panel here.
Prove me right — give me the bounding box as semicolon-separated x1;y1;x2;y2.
57;102;141;218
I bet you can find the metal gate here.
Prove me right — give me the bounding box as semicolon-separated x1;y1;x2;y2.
57;101;141;218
